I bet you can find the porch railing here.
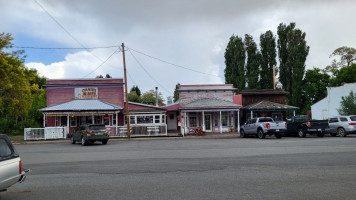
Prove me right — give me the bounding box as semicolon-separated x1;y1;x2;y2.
24;127;67;140
106;124;167;137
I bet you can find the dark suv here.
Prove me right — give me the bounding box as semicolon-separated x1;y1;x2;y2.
70;124;110;146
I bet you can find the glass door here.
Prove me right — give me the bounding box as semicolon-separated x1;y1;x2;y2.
205;114;212;132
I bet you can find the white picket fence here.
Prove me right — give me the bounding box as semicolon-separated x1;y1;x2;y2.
106;124;168;137
24;127;67;140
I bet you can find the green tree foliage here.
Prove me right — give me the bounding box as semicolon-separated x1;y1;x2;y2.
244;34;261;89
337;91;356;115
329;63;356;86
0;33;46;134
260;30;277;89
173;83;180;102
130;85;141;96
224;35;246;93
128;91;141;103
277;23;309;109
141;90;165;106
330;46;356;67
301;68;330;114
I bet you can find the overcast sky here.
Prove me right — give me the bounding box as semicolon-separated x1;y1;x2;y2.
1;0;355;101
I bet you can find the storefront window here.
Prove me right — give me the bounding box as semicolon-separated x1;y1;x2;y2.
155;115;160;123
221;112;228;126
61;116;67;126
70;116;77;127
189;116;197;127
214;113;218;126
95;116;102;124
88;116;93;124
137;116;153;124
130;116;135;124
112;114;116;125
80;116;87;125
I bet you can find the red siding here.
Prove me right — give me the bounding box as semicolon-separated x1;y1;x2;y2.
128;103;159;110
47;88;75;107
47;79;123;85
234;95;242;105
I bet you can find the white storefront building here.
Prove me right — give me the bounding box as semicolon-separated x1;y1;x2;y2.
311;83;356;119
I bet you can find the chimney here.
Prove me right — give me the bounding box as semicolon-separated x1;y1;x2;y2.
155;87;158;107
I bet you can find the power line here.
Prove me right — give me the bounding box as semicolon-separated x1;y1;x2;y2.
128;48;173;95
33;0;122;76
82;48;120;78
13;46;120;50
126;46;222;78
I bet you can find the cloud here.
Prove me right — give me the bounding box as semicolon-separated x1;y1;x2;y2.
2;0;356;100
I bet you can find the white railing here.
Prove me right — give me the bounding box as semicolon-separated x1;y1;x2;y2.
24;127;67;140
106;124;167;137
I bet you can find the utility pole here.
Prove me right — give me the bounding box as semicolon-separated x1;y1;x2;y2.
273;64;276;90
122;43;131;139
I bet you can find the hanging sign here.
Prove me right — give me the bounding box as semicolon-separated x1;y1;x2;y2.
75;88;98;99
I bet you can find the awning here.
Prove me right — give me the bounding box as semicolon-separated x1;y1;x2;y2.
39;100;122;112
242;100;298;111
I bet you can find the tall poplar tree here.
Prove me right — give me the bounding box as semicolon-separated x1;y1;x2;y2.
224;35;246;93
260;30;277;89
277;23;309;109
244;34;261;89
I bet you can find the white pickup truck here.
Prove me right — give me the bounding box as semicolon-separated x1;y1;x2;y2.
240;117;287;139
0;134;29;192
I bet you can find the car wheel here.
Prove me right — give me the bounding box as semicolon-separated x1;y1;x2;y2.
240;130;246;138
102;139;108;145
337;128;346;137
298;129;306;138
70;136;76;144
81;136;87;146
275;133;282;139
257;129;266;139
317;132;324;137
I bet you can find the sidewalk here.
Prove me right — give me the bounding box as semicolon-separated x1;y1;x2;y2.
11;132;240;144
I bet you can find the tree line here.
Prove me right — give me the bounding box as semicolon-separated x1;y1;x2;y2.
224;22;356;114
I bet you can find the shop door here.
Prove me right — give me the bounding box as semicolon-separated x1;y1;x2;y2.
205;114;212;132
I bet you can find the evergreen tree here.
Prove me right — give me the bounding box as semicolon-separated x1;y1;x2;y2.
130;85;141;96
173;83;180;102
277;23;309;109
224;35;246;93
260;30;277;89
338;91;356;115
244;34;261;89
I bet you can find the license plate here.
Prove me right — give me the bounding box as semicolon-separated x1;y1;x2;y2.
318;129;321;131
276;129;279;132
96;132;102;135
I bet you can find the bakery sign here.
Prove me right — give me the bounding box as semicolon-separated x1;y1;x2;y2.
75;88;98;99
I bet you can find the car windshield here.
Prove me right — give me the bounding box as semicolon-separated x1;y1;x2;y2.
89;125;106;130
350;116;356;121
259;118;273;122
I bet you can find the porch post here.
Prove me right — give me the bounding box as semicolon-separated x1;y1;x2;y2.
184;112;187;136
232;111;235;129
43;113;46;127
116;111;119;136
67;114;70;135
92;113;94;124
251;110;253;119
293;110;296;116
237;110;240;133
202;111;205;131
219;111;222;134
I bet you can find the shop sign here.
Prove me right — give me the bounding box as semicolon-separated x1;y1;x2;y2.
75;88;98;99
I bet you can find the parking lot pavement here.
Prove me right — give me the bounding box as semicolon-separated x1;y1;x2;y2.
2;136;356;200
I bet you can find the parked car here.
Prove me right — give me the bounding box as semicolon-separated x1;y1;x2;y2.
240;117;286;139
0;134;30;192
70;124;110;146
328;116;356;137
285;115;329;137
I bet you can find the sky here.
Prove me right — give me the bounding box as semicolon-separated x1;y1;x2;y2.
1;0;356;102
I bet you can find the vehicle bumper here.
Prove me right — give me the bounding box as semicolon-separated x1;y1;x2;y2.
266;129;285;134
307;128;326;133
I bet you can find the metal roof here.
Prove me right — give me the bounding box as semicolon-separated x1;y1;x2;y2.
180;98;241;110
243;100;298;111
39;100;122;112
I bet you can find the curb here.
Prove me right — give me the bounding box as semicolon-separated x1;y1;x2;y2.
14;134;240;145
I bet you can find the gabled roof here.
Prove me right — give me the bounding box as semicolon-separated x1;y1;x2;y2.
39;100;122;112
162;102;180;111
180;98;241;110
243;100;298;111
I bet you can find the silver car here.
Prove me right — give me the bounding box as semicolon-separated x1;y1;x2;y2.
328;116;356;137
0;134;29;192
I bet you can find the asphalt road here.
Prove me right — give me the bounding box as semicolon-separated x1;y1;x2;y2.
1;135;356;200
